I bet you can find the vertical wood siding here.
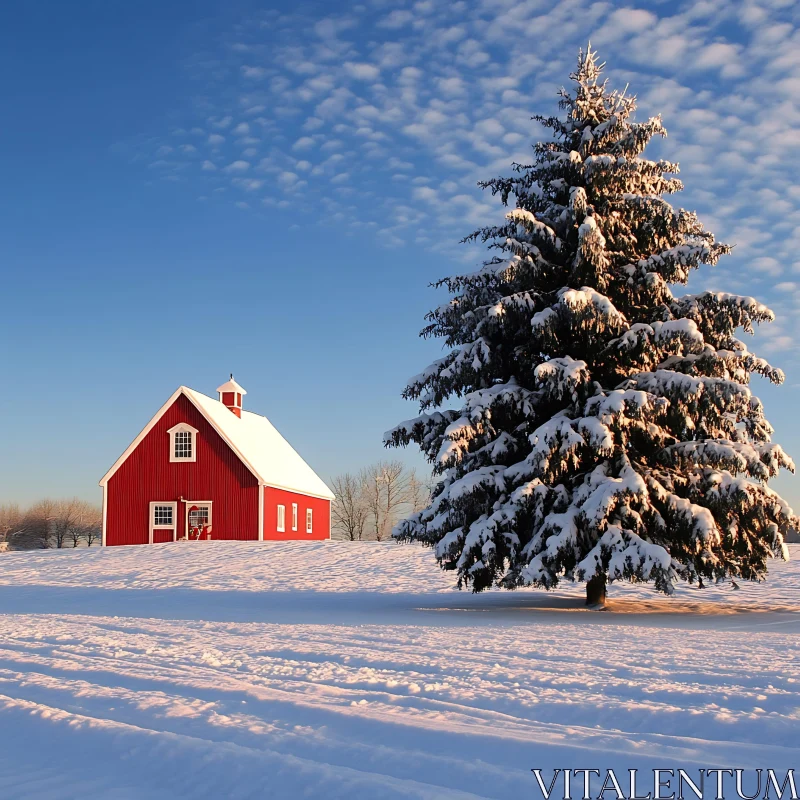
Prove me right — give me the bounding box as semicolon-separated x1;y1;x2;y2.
106;394;259;546
263;487;331;541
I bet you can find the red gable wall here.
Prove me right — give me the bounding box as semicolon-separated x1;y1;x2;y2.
105;394;259;546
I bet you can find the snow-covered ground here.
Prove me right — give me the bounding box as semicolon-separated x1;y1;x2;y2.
0;542;798;799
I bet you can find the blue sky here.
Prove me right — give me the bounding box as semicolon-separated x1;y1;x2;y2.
1;0;799;510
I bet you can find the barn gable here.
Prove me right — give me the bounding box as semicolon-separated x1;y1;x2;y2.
103;393;260;546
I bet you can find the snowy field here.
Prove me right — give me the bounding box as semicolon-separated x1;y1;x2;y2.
0;541;798;799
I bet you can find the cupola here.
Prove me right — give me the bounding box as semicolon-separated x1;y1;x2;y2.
216;374;247;417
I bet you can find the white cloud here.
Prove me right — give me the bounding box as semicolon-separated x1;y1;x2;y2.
344;62;381;81
207;134;225;146
292;136;316;151
314;16;356;40
752;257;783;276
201;160;217;171
224;160;250;172
241;66;267;79
277;171;299;187
233;178;263;191
377;9;414;29
233;122;250;135
413;186;438;203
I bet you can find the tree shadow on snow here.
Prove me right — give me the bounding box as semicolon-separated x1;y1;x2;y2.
0;585;797;632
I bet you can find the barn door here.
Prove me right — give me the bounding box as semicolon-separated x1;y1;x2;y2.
185;502;213;540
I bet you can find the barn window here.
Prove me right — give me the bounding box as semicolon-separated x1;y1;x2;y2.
153;505;173;526
306;508;313;534
292;504;298;531
277;505;285;532
167;423;198;463
175;431;192;459
149;501;178;544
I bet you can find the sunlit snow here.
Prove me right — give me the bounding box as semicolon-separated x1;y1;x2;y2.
0;541;798;799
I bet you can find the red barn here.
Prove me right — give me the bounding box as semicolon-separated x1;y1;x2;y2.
99;377;334;546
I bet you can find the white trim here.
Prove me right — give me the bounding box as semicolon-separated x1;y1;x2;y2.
168;423;198;463
277;504;286;533
292;503;298;532
183;500;213;541
149;501;178;545
306;508;313;534
101;485;107;547
100;387;184;486
98;387;335;500
258;485;264;541
216;378;247;396
257;481;333;501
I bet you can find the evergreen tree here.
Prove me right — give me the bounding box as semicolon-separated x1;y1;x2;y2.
386;47;798;605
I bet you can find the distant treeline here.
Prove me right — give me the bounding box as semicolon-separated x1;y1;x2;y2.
0;499;102;550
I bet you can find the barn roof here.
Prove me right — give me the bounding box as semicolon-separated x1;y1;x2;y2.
100;386;335;500
184;388;334;499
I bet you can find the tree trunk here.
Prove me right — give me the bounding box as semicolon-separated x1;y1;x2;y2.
585;574;607;607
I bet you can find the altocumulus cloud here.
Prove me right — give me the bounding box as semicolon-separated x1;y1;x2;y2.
128;0;800;362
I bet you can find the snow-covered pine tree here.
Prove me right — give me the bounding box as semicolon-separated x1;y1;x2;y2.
386;47;798;606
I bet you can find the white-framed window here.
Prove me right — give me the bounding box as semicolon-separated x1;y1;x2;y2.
277;504;285;532
154;505;174;526
149;501;177;544
168;423;198;463
306;508;313;534
292;503;298;531
175;430;192;458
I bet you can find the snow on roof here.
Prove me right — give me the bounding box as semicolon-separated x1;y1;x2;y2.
216;376;247;396
184;388;334;500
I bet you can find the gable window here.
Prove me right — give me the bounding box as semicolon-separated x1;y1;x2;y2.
277;504;286;532
149;501;177;544
306;508;313;534
175;430;192;459
292;504;298;532
168;423;198;463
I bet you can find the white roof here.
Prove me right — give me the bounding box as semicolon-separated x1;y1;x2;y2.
216;376;247;396
100;386;334;500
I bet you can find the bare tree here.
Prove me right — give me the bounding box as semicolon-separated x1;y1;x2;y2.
53;498;80;549
82;505;102;547
331;473;368;541
10;499;57;549
363;461;408;541
406;469;432;515
0;504;22;547
59;499;101;548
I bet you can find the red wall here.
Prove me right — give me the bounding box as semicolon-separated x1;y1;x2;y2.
263;487;330;541
105;394;260;545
